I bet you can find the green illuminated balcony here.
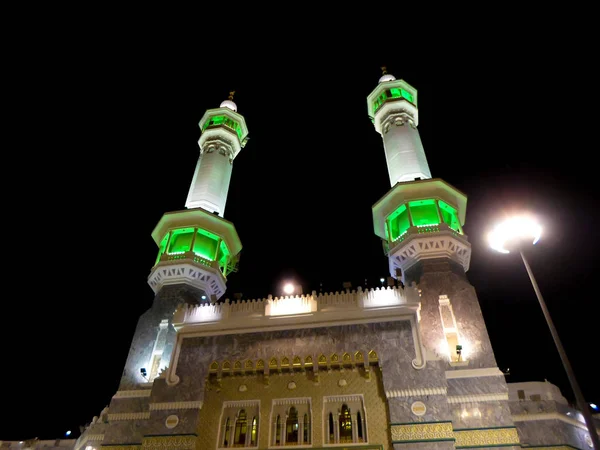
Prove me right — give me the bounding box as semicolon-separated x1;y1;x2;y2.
386;198;463;243
373;87;415;115
155;226;237;276
202;114;243;140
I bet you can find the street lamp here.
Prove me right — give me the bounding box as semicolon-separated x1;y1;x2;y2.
488;215;599;449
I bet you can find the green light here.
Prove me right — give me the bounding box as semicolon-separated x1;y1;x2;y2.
373;87;415;114
203;114;243;140
217;240;231;274
156;233;169;264
438;200;462;233
388;204;410;241
155;226;234;266
390;88;402;98
167;228;195;254
193;228;219;261
401;89;414;102
409;199;439;227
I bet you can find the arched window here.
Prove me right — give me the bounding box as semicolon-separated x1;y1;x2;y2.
286;406;299;444
234;409;247;446
328;412;334;443
339;404;352;443
357;411;363;442
223;417;231;447
275;415;281;445
303;413;310;443
250;416;258;446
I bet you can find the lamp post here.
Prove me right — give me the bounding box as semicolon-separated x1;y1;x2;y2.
489;215;599;449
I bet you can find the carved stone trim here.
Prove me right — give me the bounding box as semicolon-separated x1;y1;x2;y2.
323;394;363;403
113;390;152;399
222;399;259;408
390;421;454;442
142;435;196;449
386;387;446;398
107;412;150;421
447;393;508;403
454;427;520;448
149;401;203;411
273;397;311;406
445;367;504;379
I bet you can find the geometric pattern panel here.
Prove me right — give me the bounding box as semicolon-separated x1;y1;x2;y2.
141;434;197;449
390;421;454;443
454;427;520;448
148;262;226;298
390;234;471;273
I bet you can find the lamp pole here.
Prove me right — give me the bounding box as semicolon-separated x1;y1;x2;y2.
519;248;599;449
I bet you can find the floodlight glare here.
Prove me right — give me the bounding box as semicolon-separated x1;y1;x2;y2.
488;215;542;254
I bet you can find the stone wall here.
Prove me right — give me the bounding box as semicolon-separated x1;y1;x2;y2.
119;285;204;390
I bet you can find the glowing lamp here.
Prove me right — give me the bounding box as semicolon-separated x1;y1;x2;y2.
488;215;542;254
591;403;598;410
380;278;385;283
283;283;295;295
66;431;72;436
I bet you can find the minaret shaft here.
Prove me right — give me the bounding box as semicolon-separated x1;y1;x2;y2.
382;122;431;184
185;146;233;216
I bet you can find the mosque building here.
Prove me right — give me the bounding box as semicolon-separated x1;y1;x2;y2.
4;73;598;450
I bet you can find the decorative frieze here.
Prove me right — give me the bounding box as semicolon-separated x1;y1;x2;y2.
221;399;259;408
386;386;446;398
141;434;197;449
149;401;203;411
273;397;310;406
454;426;520;448
324;394;363;403
113;390;152;399
390;421;454;443
447;392;508;403
107;412;150;421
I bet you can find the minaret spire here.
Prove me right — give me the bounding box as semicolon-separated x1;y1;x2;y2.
368;69;431;185
184;93;248;216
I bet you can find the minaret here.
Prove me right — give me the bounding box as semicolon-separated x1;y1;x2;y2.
119;95;246;389
369;71;519;446
185;91;248;216
371;67;432;185
368;70;470;286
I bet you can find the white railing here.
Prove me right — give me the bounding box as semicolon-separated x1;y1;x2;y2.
174;285;420;327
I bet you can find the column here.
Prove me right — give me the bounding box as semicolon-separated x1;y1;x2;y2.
229;418;235;448
351;413;358;443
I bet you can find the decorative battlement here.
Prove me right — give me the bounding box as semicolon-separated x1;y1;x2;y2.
174;285;420;329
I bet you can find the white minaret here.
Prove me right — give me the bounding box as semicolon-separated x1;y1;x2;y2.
367;68;431;186
185;92;249;216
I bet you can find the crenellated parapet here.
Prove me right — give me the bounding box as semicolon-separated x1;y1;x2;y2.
173;285;421;329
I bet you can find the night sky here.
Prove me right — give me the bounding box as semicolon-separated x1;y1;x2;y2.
3;27;598;440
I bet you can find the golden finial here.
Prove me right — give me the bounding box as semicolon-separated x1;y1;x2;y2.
381;66;388;75
228;90;235;100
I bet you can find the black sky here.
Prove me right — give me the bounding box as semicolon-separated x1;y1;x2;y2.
3;18;598;440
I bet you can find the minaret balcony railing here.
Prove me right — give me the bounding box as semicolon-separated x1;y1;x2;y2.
159;251;219;270
386;223;469;256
